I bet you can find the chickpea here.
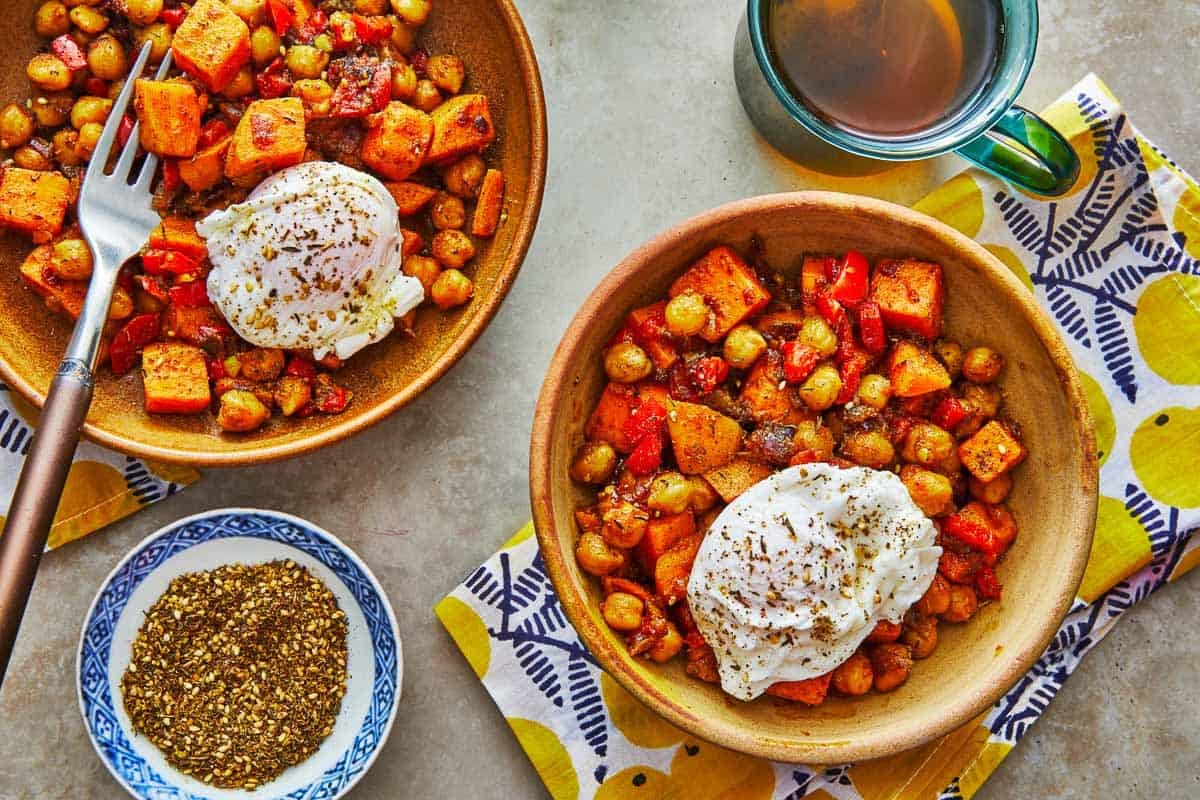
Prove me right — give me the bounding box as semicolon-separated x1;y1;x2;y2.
69;5;108;34
799;315;838;358
13;144;51;170
390;0;431;26
899;465;954;516
793;419;835;460
943;583;979;623
250;25;280;67
647;471;691;515
225;0;264;25
969;472;1013;504
74;121;103;159
391;62;418;101
35;1;71;36
108;286;133;320
354;0;389;13
663;291;708;338
868;643;913;693
135;22;173;63
431;229;475;269
217;390;271;433
121;0;162;25
842;429;895;469
901;422;956;466
957;383;1002;437
902;613;939;659
441;154;486;199
866;619;902;643
389;19;418;54
570;441;617;484
284;45;328;79
961;346;1004;383
602;502;649;549
221;66;255;99
578;528;625;571
27;54;73;92
290;78;332;117
51;239;93;279
32;92;72;127
856;373;891;410
603;342;653;384
647;621;683;663
0;104;34;149
403;254;440;294
430;191;466;229
686;476;718;513
798;364;841;411
831;651;873;696
722;324;766;369
935;339;964;378
86;34;127;80
915;574;951;617
51;128;82;165
429;268;474;309
69;95;112;129
426;54;465;94
601;592;645;632
413;78;442;112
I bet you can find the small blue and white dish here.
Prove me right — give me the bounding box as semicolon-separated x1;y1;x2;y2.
77;509;402;800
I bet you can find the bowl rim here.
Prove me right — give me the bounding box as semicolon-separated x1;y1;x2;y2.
530;190;1099;764
0;0;548;467
76;506;403;800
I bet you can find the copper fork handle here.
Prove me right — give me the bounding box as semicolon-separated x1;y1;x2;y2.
0;359;94;684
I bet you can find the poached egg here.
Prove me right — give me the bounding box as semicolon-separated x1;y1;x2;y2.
198;161;423;360
686;464;941;700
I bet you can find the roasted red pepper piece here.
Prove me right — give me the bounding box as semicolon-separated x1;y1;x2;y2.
109;313;160;375
329;57;391;117
161;159;181;193
161;7;187;27
622;399;668;445
938;549;980;584
116;114;135;149
834;321;871;404
781;341;820;384
351;13;393;43
975;565;1003;601
667;361;699;402
143;249;201;276
815;290;846;328
943;512;1003;562
134;274;170;304
284;355;317;379
687;356;729;396
206;357;227;380
295;8;328;42
266;0;296;34
167;280;210;308
330;15;358;49
51;35;87;71
317;383;350;413
626;430;663;476
84;77;108;97
828;250;870;307
410;49;429;77
857;300;886;355
198;118;231;148
932;396;969;430
255;58;293;99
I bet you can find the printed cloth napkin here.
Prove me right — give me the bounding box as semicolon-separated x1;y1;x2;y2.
436;74;1200;800
0;384;197;550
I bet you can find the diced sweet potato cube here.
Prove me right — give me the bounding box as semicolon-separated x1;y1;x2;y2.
703;458;773;503
163;302;230;346
273;375;312;416
170;0;251;93
627;301;678;369
739;351;803;424
654;533;702;604
669;246;771;342
667;401;743;475
142;342;211;414
149;216;208;260
400;229;423;257
0;168;71;242
19;244;87;318
635;511;696;572
385;181;438;216
755;309;807;339
956;499;1019;553
179;133;231;192
766;673;833;705
361;102;433;181
584;382;667;453
426;94;496;165
471;168;504;237
870;259;944;340
225;98;307;179
959;421;1027;483
134;80;201;158
889;340;951;398
799;255;830;313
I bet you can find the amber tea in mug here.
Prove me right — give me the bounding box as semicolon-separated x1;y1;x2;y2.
764;0;1003;138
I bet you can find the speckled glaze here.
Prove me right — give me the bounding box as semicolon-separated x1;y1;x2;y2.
531;192;1099;764
0;0;546;466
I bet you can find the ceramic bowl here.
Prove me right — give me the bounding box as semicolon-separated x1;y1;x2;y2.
0;0;546;465
78;508;401;800
530;192;1098;764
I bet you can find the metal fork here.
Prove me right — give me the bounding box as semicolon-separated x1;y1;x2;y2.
0;43;174;684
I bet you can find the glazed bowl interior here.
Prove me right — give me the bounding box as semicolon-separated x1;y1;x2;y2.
531;192;1097;764
0;0;545;465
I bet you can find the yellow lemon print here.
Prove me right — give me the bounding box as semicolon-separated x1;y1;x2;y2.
600;673;685;749
596;738;774;800
433;596;491;679
143;460;201;486
1173;186;1200;260
1078;496;1151;603
913;173;984;238
983;243;1034;293
507;718;579;800
1134;274;1200;384
46;460;142;549
1019;98;1096;199
1078;370;1116;466
849;712;993;799
1130;407;1200;508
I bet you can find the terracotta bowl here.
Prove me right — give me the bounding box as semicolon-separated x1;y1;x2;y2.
530;192;1098;764
0;0;546;465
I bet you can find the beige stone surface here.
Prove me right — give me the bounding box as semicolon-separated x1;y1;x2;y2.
1;0;1198;798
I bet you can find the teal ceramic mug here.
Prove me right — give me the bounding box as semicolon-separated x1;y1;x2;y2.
734;0;1080;195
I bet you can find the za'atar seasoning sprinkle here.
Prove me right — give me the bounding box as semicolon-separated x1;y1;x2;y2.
120;560;349;790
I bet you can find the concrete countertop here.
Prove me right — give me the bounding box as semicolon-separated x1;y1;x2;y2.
2;1;1197;797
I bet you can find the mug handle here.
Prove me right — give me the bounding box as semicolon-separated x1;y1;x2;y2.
954;105;1080;196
